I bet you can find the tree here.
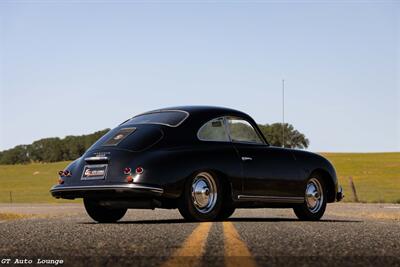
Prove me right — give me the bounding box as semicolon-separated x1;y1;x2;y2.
29;138;64;162
0;145;30;164
63;136;86;159
258;123;309;149
0;129;110;164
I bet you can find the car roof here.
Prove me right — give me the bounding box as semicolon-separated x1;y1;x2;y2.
129;106;267;145
145;105;251;120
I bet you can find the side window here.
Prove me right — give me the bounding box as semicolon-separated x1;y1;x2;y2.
198;118;229;142
227;117;264;144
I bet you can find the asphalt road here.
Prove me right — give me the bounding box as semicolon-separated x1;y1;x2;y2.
0;203;399;267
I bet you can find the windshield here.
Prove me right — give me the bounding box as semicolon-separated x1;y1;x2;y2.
123;110;189;127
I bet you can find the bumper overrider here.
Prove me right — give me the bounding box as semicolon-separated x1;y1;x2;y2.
336;185;344;202
50;184;164;199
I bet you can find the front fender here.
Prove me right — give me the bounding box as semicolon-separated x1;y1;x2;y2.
292;150;339;202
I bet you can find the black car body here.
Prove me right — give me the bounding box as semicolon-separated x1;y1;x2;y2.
51;106;343;222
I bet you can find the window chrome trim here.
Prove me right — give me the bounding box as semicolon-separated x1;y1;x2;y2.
125;110;190;128
197;117;230;142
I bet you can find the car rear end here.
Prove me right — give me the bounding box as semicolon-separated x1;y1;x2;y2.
50;110;191;212
50;123;168;205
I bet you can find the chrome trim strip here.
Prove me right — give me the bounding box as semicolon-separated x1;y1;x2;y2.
84;156;109;161
50;184;164;194
237;194;304;203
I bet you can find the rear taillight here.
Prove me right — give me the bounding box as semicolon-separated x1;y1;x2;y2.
124;167;143;183
123;167;131;175
135;167;143;174
58;178;64;184
58;170;71;177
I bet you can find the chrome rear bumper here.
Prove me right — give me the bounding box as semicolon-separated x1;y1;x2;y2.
50;184;164;199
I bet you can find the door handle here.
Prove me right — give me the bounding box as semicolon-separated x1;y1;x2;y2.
241;156;253;161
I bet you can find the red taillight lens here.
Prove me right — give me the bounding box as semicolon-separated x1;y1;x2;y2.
58;178;64;184
135;167;143;174
123;167;131;175
59;170;71;177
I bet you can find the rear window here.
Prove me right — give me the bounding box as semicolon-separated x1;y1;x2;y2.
123;110;188;127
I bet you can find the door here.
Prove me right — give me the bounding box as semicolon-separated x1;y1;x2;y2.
225;117;302;200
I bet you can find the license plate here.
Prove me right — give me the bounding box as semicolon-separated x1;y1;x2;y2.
81;164;108;180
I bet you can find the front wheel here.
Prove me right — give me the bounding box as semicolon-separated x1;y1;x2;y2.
178;172;223;221
293;175;327;221
84;198;127;223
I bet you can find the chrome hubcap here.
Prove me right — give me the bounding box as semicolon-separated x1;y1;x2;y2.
191;172;217;214
305;178;323;213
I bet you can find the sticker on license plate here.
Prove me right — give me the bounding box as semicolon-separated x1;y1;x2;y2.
81;164;108;180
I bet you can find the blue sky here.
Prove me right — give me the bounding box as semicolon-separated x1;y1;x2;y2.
0;1;399;152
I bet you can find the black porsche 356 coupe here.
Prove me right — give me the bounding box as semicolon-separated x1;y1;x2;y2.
51;106;343;222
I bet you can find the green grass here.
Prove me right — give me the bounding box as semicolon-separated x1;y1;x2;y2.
0;153;399;203
0;161;79;203
322;152;400;203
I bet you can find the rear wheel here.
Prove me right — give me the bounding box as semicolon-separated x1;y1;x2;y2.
178;172;222;221
293;175;327;221
84;198;127;223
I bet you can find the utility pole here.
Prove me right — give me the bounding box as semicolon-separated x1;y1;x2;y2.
282;79;285;148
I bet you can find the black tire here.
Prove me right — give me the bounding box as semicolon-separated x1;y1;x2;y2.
293;174;327;221
216;206;235;221
84;198;127;223
178;171;223;221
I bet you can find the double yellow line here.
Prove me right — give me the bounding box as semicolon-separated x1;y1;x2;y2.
223;222;257;267
162;222;257;267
